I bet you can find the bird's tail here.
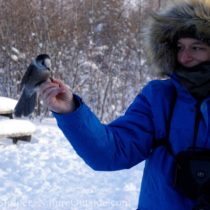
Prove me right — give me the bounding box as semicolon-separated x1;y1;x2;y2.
14;90;37;117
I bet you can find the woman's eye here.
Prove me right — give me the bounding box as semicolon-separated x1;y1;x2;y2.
176;46;183;51
192;46;205;51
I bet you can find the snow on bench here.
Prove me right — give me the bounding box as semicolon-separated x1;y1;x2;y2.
0;96;36;143
0;96;17;118
0;119;36;143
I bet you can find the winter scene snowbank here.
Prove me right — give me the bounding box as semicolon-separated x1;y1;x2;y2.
0;117;144;210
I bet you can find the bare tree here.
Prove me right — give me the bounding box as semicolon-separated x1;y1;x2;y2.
0;0;161;121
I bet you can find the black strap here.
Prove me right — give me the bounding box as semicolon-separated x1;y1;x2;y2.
153;89;201;156
192;102;201;148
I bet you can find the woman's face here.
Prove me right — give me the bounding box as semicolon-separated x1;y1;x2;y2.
177;38;210;68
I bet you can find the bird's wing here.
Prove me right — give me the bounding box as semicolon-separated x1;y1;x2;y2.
20;64;36;89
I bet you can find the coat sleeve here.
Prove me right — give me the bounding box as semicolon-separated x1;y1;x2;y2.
53;86;155;171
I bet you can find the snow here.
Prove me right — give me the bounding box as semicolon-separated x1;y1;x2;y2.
10;55;19;62
11;47;20;55
0;117;145;210
0;97;17;114
0;119;36;137
95;23;104;33
79;61;99;71
0;96;36;138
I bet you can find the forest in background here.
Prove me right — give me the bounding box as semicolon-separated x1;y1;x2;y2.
0;0;167;122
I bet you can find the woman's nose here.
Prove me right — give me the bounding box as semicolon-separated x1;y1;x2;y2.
178;50;193;64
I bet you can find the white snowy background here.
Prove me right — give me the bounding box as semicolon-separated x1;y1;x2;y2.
0;99;145;210
0;0;151;208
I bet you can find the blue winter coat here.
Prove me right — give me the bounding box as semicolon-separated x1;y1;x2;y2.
53;76;210;209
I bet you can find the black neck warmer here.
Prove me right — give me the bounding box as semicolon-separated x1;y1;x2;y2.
175;61;210;101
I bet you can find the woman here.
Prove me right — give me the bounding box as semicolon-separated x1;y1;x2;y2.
40;0;210;209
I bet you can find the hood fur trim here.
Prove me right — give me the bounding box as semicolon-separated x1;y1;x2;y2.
144;0;210;75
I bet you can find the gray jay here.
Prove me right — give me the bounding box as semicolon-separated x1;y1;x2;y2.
14;54;51;117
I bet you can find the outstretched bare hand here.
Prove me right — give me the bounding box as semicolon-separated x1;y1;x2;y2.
39;79;76;114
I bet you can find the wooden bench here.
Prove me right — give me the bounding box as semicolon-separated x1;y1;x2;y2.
0;96;36;143
0;119;36;143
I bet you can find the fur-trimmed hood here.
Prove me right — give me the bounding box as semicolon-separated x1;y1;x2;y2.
144;0;210;75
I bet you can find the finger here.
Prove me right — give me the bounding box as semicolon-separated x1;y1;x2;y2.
51;79;71;91
43;89;60;107
50;78;65;87
39;82;60;97
39;79;62;91
43;86;64;100
39;80;52;89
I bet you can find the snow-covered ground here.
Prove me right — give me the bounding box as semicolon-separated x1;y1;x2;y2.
0;117;144;210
